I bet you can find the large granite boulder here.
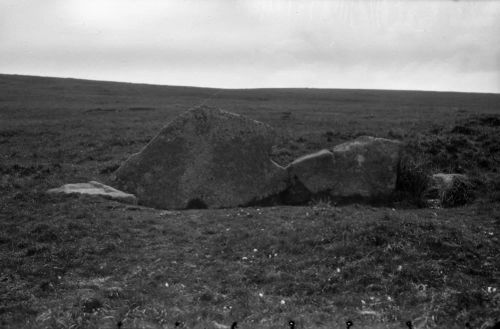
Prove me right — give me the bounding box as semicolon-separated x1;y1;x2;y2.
112;106;288;209
286;136;402;203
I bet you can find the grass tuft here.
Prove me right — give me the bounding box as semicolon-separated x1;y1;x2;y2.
395;151;432;207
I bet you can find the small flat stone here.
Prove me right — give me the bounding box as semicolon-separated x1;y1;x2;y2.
47;181;137;204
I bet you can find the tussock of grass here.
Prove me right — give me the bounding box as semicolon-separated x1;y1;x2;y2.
395;153;432;207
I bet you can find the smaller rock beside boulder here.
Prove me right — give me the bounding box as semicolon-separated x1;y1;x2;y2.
428;173;474;207
284;149;336;204
288;149;336;193
285;136;402;204
47;181;137;204
430;173;468;191
330;136;402;200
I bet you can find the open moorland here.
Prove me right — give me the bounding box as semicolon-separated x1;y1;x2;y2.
1;74;500;329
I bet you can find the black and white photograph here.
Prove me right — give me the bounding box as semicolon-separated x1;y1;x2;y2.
1;0;499;328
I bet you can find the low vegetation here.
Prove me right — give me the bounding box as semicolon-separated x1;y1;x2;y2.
397;114;500;207
1;194;499;328
1;75;499;328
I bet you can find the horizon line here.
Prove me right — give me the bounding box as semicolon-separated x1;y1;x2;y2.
2;72;499;96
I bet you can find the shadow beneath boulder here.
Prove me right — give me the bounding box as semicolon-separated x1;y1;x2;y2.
186;198;208;209
247;178;397;208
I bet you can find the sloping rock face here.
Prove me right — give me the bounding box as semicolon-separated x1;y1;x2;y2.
286;136;402;203
47;181;137;204
287;149;336;193
283;150;336;204
112;106;288;209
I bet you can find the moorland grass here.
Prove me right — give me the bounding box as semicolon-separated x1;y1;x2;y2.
1;194;499;328
1;74;499;328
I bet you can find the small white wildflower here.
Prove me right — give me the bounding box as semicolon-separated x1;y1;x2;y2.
258;293;264;297
242;257;248;260
369;296;375;301
387;296;392;301
274;253;278;257
280;300;286;305
165;282;169;287
336;267;341;273
253;248;258;252
488;232;494;236
226;228;230;231
397;265;403;271
361;300;366;305
487;287;497;293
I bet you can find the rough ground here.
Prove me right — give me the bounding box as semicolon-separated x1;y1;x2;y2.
1;74;500;328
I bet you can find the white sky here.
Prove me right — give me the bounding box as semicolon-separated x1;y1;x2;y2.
1;0;499;93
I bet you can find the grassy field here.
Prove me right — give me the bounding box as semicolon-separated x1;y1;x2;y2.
1;74;500;328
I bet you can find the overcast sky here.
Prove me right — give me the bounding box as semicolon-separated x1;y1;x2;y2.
1;0;499;93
